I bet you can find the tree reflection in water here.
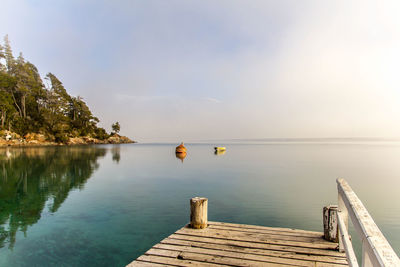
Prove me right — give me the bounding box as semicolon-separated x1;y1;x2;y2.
111;146;121;164
0;146;107;249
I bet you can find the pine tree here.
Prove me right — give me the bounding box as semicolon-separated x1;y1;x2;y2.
3;35;15;73
112;122;120;134
0;44;5;72
0;72;17;129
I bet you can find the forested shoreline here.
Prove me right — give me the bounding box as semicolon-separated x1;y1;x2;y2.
0;35;132;145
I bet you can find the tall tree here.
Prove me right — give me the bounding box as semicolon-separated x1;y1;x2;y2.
3;35;14;73
24;62;45;130
42;73;72;141
112;122;120;134
0;43;5;72
1;37;24;124
14;53;29;118
0;72;16;129
69;96;98;135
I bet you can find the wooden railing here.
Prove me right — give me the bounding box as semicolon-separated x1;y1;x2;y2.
324;178;400;267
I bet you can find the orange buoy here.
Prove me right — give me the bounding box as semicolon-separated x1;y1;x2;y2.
175;142;187;153
175;152;187;162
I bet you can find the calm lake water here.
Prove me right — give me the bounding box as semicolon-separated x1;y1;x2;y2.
0;143;399;266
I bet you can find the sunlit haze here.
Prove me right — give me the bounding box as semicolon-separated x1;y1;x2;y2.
2;0;400;142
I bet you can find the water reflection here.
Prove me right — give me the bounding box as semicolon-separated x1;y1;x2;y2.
0;146;106;249
111;146;121;163
175;152;187;163
214;150;226;155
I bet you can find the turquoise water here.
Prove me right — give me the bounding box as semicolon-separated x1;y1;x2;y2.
0;143;399;266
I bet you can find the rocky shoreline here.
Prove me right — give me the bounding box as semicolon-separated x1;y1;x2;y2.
0;131;135;147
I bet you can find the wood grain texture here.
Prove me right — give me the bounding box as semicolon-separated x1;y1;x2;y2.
209;221;323;236
208;224;323;238
190;197;208;229
160;237;348;264
176;226;338;249
323;205;339;242
169;233;344;257
127;222;348;266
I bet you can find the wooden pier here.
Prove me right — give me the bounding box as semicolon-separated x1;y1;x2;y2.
127;179;400;267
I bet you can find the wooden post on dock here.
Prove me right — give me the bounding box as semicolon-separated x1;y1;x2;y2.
190;197;208;229
323;205;339;243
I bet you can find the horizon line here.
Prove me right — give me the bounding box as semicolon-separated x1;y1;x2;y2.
137;137;400;144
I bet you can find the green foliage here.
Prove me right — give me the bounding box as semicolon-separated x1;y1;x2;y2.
111;121;120;134
94;127;109;140
3;35;15;73
54;132;69;143
0;35;113;142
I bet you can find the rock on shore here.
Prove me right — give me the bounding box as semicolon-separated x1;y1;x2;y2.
0;131;135;146
67;134;134;145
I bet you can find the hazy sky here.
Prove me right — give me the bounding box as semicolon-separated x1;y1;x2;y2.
1;1;400;142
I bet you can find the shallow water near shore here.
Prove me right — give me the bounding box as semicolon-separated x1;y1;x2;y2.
0;143;399;266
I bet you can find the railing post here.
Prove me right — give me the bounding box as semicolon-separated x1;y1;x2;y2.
362;240;373;267
336;178;400;266
338;184;348;253
323;205;339;242
190;197;208;229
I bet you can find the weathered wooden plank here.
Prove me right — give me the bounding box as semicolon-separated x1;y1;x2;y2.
147;247;291;266
207;226;325;243
127;260;174;266
181;225;329;244
315;262;348;267
170;234;344;257
208;224;324;240
209;221;323;236
176;227;338;250
154;243;313;266
128;225;348;267
136;254;219;266
155;241;341;266
160;237;348;265
337;178;400;266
